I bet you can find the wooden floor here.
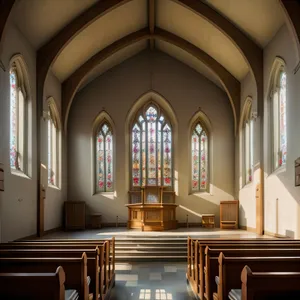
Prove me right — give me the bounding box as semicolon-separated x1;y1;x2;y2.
41;227;267;240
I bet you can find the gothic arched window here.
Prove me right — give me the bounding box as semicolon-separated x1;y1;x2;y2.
191;121;208;192
9;61;28;173
96;122;114;192
270;62;287;171
131;103;173;188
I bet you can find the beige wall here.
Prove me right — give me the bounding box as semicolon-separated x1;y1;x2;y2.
68;50;235;226
263;24;300;238
0;21;65;242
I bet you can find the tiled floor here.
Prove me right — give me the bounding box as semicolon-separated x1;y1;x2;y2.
110;262;195;300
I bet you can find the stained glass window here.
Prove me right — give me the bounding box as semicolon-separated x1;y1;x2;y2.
191;122;208;191
279;72;287;166
48;108;59;187
243;106;253;185
131;104;173;187
10;67;25;172
10;70;18;169
271;70;287;171
96;123;113;192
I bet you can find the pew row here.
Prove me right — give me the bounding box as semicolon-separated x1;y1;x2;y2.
205;247;300;300
239;265;300;300
0;254;88;300
0;247;108;299
0;266;66;300
216;254;300;300
10;238;115;281
187;237;300;300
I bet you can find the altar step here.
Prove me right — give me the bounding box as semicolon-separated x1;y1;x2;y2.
114;237;187;262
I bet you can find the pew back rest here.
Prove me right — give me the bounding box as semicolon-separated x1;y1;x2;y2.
0;266;65;300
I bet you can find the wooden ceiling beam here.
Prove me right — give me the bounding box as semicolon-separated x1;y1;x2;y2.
0;0;15;58
62;27;240;134
280;0;300;73
149;0;155;50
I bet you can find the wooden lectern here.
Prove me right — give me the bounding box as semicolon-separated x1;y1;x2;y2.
126;186;177;231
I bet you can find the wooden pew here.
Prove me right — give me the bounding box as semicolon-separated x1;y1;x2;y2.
216;254;300;300
205;247;300;300
187;237;300;300
0;265;66;300
11;238;115;284
0;248;103;300
0;254;87;300
1;241;114;299
240;265;300;300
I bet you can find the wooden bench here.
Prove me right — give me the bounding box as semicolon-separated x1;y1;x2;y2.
0;254;88;300
239;265;300;300
11;238;115;283
187;237;300;300
3;239;115;299
205;247;300;300
216;254;300;300
0;266;66;300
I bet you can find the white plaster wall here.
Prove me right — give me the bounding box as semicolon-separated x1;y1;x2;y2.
68;50;235;226
0;20;37;242
43;71;66;231
263;24;300;238
238;72;259;229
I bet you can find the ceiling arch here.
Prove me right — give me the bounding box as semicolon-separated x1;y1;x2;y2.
62;28;240;134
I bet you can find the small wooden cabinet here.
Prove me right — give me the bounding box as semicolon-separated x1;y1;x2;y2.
220;200;239;229
64;201;86;230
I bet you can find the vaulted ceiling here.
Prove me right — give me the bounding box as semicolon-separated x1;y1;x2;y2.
12;0;284;86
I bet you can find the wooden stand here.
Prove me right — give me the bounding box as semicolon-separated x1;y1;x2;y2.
64;201;86;230
126;186;177;231
202;214;215;228
220;200;239;229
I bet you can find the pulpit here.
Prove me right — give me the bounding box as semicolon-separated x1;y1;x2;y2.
126;186;177;231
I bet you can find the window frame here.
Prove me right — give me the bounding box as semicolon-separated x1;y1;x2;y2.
269;64;287;173
47;99;61;189
9;62;28;176
130;101;174;190
190;119;210;193
94;121;114;193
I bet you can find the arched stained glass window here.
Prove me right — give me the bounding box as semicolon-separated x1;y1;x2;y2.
191;122;208;191
270;65;287;171
47;99;61;188
131;104;172;187
10;66;26;172
96;123;113;192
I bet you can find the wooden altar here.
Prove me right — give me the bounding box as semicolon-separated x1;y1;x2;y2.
126;186;177;231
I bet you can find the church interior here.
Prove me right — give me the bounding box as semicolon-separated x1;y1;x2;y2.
0;0;300;299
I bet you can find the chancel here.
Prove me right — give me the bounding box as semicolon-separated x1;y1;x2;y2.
0;0;300;299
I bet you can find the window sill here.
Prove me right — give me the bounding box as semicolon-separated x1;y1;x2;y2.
48;184;60;191
93;191;114;196
268;165;286;177
11;169;31;180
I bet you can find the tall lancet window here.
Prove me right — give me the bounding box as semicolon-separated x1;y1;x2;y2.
96;123;113;192
131;104;173;187
191;122;208;192
9;66;26;172
270;65;287;171
47;99;61;188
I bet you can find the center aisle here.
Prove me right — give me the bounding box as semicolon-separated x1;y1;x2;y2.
111;262;195;300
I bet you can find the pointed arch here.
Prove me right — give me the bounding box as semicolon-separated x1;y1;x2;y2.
9;54;32;175
92;110;115;194
47;97;61;188
267;57;287;172
240;97;254;186
126;91;177;190
189;110;212;193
